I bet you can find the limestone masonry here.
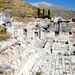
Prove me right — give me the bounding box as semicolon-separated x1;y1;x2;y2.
0;14;75;75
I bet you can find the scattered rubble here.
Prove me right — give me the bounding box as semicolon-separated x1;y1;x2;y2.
0;16;75;75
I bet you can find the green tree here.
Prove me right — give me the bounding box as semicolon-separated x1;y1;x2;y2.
48;10;50;19
38;8;40;18
43;9;45;18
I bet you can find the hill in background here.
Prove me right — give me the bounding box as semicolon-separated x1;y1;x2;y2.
31;1;75;19
0;0;75;19
0;0;37;18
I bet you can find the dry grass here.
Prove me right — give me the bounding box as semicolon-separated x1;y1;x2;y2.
0;0;74;19
0;26;10;41
0;34;10;41
0;0;54;18
0;0;37;18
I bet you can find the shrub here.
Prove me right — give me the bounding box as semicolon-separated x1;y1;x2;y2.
36;72;41;75
0;34;10;41
0;29;3;34
0;71;3;74
0;27;7;34
4;28;7;34
42;15;51;19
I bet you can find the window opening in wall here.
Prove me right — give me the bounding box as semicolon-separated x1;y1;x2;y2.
69;32;72;35
35;32;38;37
23;28;27;35
55;31;59;36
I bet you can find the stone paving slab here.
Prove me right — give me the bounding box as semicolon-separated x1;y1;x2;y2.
31;54;75;75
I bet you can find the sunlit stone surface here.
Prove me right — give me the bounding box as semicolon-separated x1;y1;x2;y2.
0;17;75;75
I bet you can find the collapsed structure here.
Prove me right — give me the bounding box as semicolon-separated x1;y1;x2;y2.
0;11;13;26
0;16;75;75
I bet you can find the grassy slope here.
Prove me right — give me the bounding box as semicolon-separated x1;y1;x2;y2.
0;0;37;17
0;26;10;41
0;0;54;18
